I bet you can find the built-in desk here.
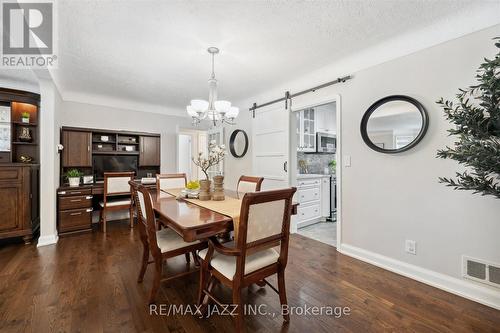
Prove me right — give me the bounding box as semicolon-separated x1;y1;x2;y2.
57;181;156;235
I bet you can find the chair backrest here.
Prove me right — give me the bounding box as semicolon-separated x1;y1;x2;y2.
237;175;264;199
129;180;150;244
104;172;134;196
103;172;134;207
156;173;187;193
235;187;296;269
133;184;161;256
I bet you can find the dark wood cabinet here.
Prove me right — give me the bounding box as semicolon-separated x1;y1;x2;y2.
0;165;38;244
62;130;92;167
57;186;92;234
139;136;160;166
0;88;40;244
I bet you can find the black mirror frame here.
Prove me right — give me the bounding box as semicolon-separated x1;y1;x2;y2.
360;95;429;154
229;129;249;158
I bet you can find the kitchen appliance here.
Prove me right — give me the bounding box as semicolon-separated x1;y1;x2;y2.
327;175;337;222
316;132;336;153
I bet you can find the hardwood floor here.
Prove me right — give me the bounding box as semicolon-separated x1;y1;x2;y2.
0;221;498;333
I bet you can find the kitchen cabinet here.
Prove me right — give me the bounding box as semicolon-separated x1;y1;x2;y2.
296;108;316;152
296;174;330;228
139;135;160;166
316;109;336;133
62;130;92;167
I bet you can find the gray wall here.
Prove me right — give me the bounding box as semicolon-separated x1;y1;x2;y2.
59;101;200;174
244;24;500;305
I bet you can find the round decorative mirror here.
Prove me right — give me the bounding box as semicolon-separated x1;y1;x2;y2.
361;95;429;153
229;129;249;158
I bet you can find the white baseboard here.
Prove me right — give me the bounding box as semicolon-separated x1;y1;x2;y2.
338;243;500;310
37;234;59;247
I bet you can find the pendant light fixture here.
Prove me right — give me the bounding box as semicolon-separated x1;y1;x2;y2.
186;47;239;126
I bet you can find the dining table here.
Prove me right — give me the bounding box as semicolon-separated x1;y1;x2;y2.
151;188;298;242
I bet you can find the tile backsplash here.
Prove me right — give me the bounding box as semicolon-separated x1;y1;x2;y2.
297;152;335;174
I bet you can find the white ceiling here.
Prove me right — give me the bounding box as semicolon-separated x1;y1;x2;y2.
44;1;500;116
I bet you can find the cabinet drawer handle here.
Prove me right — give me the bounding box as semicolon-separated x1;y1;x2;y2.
70;199;81;202
70;212;82;216
58;191;66;195
85;196;93;199
86;208;93;213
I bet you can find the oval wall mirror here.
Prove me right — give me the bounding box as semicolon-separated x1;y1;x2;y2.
360;95;429;153
229;129;249;158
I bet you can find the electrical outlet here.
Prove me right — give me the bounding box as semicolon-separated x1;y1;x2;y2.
405;240;416;255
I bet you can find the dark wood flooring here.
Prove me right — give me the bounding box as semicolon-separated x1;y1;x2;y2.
0;221;499;333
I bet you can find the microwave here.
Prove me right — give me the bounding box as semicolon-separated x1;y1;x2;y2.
316;132;336;153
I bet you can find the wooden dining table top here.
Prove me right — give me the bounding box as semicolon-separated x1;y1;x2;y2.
151;189;298;242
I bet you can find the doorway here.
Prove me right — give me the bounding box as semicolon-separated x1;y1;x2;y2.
177;128;208;181
289;96;342;248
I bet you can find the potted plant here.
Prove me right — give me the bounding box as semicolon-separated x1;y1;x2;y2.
21;112;30;123
66;169;82;187
192;140;226;200
329;160;336;174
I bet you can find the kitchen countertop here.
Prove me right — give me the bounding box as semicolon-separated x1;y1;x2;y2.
297;173;334;179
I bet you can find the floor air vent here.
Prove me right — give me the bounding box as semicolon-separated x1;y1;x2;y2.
463;256;500;288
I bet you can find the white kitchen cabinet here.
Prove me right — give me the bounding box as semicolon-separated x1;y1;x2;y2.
316;108;336;133
296;109;316;152
296;174;329;228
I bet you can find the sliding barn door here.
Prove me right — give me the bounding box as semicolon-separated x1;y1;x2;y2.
252;103;290;190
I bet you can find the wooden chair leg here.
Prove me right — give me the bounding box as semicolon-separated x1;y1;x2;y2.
137;238;149;283
149;258;163;304
197;263;208;306
185;252;191;264
232;286;245;333
102;209;107;233
277;268;289;322
129;205;134;228
192;251;200;267
99;208;103;230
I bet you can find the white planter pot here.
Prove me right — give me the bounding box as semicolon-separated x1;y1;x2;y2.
21;117;30;123
68;177;80;187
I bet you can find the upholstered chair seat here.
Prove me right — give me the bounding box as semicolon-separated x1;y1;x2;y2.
156;228;200;253
199;245;279;280
99;199;131;207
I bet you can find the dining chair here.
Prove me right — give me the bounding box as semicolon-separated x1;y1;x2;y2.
156;173;187;193
236;175;264;199
132;183;207;304
198;187;297;332
99;172;135;233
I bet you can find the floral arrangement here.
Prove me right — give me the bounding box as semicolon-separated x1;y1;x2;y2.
192;140;226;180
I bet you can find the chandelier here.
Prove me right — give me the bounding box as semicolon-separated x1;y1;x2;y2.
186;47;239;126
